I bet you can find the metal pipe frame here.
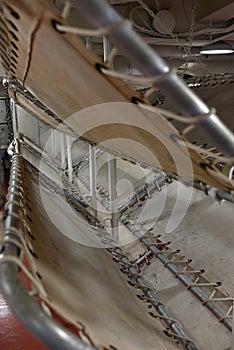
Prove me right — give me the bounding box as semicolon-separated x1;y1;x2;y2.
111;247;197;350
70;0;234;156
108;156;119;241
0;146;96;350
103;36;111;63
89;144;97;215
60;132;66;170
121;217;232;331
66;135;73;183
51;128;56;158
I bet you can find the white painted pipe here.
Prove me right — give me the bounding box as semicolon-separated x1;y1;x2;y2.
66;135;73;183
108;155;119;242
89;144;97;214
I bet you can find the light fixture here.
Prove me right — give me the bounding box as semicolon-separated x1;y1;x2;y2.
200;41;234;55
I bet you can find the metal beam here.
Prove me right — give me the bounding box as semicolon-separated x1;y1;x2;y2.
70;0;234;156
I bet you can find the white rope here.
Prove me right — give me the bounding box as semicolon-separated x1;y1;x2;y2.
8;184;22;192
203;167;234;188
37;295;97;347
4;199;22;210
4;226;23;236
2;205;101;348
39;295;87;331
3;226;49;301
6;190;22;200
55;19;131;37
181;124;195;135
7;211;21;219
61;1;71;19
137;103;234;165
1;237;24;250
137;102;216;124
100;66;176;85
176;140;234;164
0;255;46;296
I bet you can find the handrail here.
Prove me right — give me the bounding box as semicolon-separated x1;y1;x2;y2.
0;140;96;350
69;0;234;156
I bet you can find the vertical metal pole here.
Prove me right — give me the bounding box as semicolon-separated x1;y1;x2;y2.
108;155;118;242
37;120;41;148
66;135;73;183
89;144;97;215
85;37;92;50
60;133;66;170
51;128;55;158
11;101;18;136
103;36;112;64
155;180;161;191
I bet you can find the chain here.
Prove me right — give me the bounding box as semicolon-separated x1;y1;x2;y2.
135;0;155;18
183;0;196;74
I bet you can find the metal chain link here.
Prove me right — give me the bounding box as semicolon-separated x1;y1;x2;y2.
183;0;196;73
135;0;155;18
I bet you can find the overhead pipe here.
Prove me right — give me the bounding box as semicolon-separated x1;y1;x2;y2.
69;0;234;156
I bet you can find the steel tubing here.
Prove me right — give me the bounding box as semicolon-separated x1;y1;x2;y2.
0;149;97;350
70;0;234;156
122;218;232;331
113;248;197;350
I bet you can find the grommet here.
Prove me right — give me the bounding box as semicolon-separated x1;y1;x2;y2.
200;162;213;170
36;271;42;279
131;96;144;104
26;213;33;223
51;19;65;34
95;62;107;73
26;228;35;240
27;244;38;259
